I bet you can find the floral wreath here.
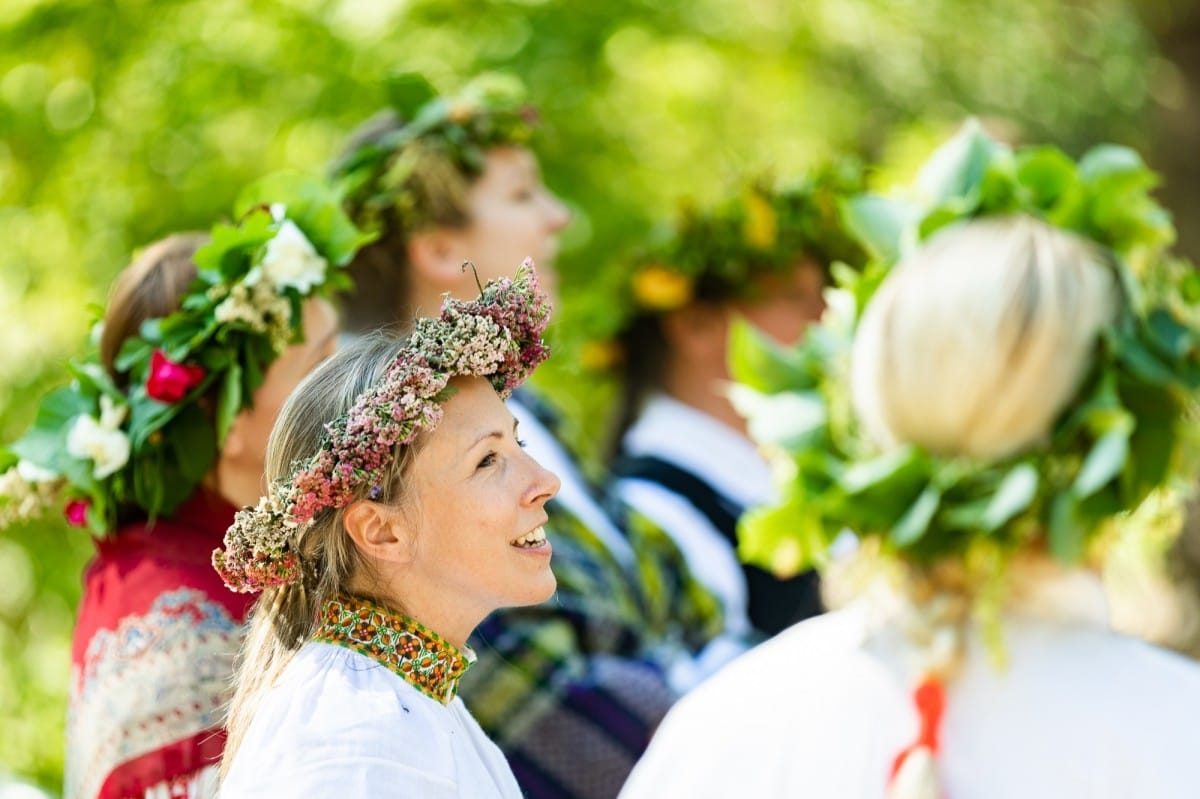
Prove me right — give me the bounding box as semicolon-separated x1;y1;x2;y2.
582;162;869;370
331;71;540;234
730;120;1200;583
0;174;370;536
213;260;551;593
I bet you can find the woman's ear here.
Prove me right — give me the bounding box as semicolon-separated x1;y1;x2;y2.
343;500;416;566
408;228;469;292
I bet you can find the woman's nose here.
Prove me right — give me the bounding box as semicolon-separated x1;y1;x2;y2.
526;457;561;506
543;191;572;231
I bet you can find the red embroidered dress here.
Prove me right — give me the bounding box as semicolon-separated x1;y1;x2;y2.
65;490;253;799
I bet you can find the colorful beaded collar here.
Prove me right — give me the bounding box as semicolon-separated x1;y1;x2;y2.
313;594;474;705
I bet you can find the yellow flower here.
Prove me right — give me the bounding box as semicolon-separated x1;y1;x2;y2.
447;99;477;123
632;265;693;311
743;191;778;249
580;340;623;371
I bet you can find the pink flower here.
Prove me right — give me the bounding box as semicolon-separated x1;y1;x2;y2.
146;350;207;404
64;498;89;527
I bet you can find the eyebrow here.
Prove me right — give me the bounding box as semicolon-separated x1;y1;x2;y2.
469;417;519;450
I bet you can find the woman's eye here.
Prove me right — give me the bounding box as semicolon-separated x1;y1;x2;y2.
477;452;497;469
517;438;527;449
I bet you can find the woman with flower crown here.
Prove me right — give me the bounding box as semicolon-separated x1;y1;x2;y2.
214;265;557;797
620;124;1200;798
328;72;727;798
602;167;867;643
0;177;359;799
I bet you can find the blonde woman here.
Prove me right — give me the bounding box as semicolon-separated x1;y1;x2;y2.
216;266;558;797
330;72;727;798
621;128;1200;798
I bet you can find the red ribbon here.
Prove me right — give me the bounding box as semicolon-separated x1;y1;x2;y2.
890;677;946;781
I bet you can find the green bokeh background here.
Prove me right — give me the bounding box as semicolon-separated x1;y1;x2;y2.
2;0;1199;793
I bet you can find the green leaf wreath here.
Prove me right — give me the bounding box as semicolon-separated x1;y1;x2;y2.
580;162;869;371
0;173;371;536
730;120;1200;580
331;71;540;235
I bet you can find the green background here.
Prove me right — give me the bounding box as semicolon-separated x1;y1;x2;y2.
2;0;1199;792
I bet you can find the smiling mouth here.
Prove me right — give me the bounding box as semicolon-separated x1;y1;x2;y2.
511;526;547;548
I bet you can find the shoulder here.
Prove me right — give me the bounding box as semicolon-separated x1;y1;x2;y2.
226;644;456;779
664;606;881;727
1008;623;1200;719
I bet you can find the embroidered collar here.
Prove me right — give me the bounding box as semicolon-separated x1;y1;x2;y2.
313;594;475;705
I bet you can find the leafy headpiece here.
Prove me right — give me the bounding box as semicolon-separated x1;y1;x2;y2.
0;174;369;536
213;261;551;593
586;163;868;368
331;71;539;232
731;121;1200;577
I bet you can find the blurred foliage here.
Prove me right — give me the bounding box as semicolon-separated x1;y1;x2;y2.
0;0;1182;792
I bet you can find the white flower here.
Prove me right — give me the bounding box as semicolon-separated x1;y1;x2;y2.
67;397;131;480
16;460;56;483
98;395;127;431
259;219;327;293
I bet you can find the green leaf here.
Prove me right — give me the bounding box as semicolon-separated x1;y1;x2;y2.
1048;492;1085;563
976;158;1019;213
889;484;942;547
168;405;217;483
384;71;438;121
236;172;374;269
841;194;915;264
1073;424;1131;498
1145;308;1195;360
914;119;1008;208
1114;328;1178;386
1077;145;1153;186
738;500;828;576
839;445;926;494
916;202;971;242
727;317;812;392
114;337;155;375
1015;146;1080;213
728;384;827;451
216;362;243;447
981;462;1039;531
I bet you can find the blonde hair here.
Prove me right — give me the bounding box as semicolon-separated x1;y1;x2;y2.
847;215;1121;796
851;215;1118;461
221;334;420;772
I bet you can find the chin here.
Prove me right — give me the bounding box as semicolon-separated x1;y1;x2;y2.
514;571;557;607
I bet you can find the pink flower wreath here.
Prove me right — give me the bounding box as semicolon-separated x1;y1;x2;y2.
213;259;551;593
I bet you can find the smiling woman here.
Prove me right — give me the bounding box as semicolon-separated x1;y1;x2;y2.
215;265;556;798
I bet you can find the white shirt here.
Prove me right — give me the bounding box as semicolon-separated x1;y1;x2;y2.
220;643;522;798
616;394;775;638
621;570;1200;799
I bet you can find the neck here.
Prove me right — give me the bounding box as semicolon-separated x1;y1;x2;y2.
660;355;750;438
348;572;480;650
209;461;264;511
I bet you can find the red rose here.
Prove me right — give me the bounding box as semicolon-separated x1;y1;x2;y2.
146;349;206;404
64;499;89;527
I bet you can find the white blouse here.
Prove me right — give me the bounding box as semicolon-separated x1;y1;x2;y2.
219;642;522;798
621;570;1200;798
